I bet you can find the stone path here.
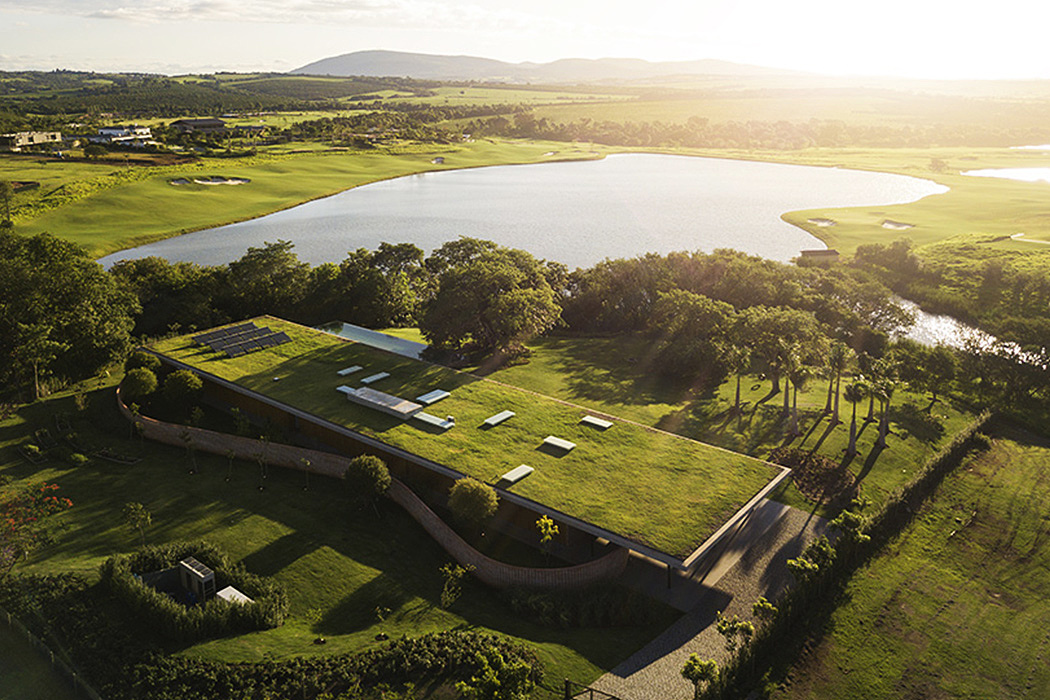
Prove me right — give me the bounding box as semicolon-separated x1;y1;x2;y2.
591;500;828;700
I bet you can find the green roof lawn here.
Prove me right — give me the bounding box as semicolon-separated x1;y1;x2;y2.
151;317;779;559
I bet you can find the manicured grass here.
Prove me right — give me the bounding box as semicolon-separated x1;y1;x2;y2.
151;318;780;560
12;139;604;258
0;624;79;700
773;428;1050;699
2;382;673;688
482;333;977;515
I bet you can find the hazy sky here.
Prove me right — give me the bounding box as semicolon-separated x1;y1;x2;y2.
2;0;1050;79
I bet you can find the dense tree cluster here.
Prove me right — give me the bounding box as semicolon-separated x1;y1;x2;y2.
464;112;1050;150
0;231;137;397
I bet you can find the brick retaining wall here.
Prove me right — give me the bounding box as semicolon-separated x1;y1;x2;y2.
117;388;627;589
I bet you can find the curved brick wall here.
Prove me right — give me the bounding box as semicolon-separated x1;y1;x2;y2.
117;388;628;589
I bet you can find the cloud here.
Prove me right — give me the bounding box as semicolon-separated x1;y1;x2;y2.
0;0;561;32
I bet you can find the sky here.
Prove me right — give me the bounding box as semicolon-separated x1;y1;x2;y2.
2;0;1050;79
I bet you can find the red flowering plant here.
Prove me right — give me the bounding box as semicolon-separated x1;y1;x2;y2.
0;482;73;580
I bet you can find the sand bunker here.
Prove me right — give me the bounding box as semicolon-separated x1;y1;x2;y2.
170;176;250;186
881;219;914;230
808;217;836;227
543;151;558;156
1011;233;1050;245
194;176;250;185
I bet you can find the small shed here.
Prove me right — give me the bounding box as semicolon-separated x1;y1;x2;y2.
178;557;217;602
216;585;254;605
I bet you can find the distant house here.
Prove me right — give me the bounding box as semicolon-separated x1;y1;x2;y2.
170;118;227;134
91;124;154;147
0;131;62;152
799;249;840;265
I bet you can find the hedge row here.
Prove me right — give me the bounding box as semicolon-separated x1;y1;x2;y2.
122;631;544;700
98;540;288;642
1;573;543;700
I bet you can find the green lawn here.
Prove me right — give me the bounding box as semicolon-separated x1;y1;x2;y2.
773;428;1050;699
3;381;673;689
481;333;977;515
10;139;604;258
151;318;780;560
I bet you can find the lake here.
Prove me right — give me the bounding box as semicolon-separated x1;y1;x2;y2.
962;167;1050;183
99;153;947;269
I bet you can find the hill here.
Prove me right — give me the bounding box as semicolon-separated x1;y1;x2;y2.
291;49;798;82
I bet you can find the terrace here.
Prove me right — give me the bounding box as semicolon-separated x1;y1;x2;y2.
150;317;783;564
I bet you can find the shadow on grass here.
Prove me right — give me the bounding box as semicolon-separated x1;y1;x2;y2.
318;573;414;635
891;402;945;444
241;531;319;577
535;336;691;408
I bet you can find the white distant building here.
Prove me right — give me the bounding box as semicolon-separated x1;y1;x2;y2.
0;131;62;151
91;124;155;146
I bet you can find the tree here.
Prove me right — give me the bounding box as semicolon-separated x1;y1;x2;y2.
448;478;498;531
439;562;473;609
715;611;754;653
83;143;107;158
844;381;865;456
0;233;137;392
751;596;778;625
924;345;959;407
824;341;852;423
122;367;157;403
122;501;151;546
224;240;309;319
12;322;67;400
725;344;751;419
681;653;718;700
342;454;391;507
421;240;560;353
1;483;73;580
163;369;203;411
536;515;559;562
125;350;161;373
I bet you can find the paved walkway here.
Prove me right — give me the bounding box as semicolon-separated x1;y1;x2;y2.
592;500;828;700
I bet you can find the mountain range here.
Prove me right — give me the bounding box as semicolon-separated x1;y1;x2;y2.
291;50;800;82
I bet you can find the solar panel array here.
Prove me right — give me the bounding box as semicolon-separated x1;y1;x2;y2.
192;322;291;358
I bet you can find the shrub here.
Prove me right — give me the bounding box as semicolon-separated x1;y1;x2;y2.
163;369;202;409
343;454;391;505
125;350;161;373
447;478;498;530
122;367;158;402
68;452;89;467
502;585;654;628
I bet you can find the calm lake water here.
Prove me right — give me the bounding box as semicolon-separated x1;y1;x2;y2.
99;154;947;269
962;167;1050;183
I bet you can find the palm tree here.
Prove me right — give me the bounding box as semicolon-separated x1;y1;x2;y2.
875;377;897;449
788;362;812;437
780;341;800;420
725;344;751;418
844;381;864;456
824;342;851;424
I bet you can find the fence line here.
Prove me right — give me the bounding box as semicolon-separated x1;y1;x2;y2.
0;606;105;700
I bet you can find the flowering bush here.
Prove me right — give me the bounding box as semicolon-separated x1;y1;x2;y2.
0;482;73;580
